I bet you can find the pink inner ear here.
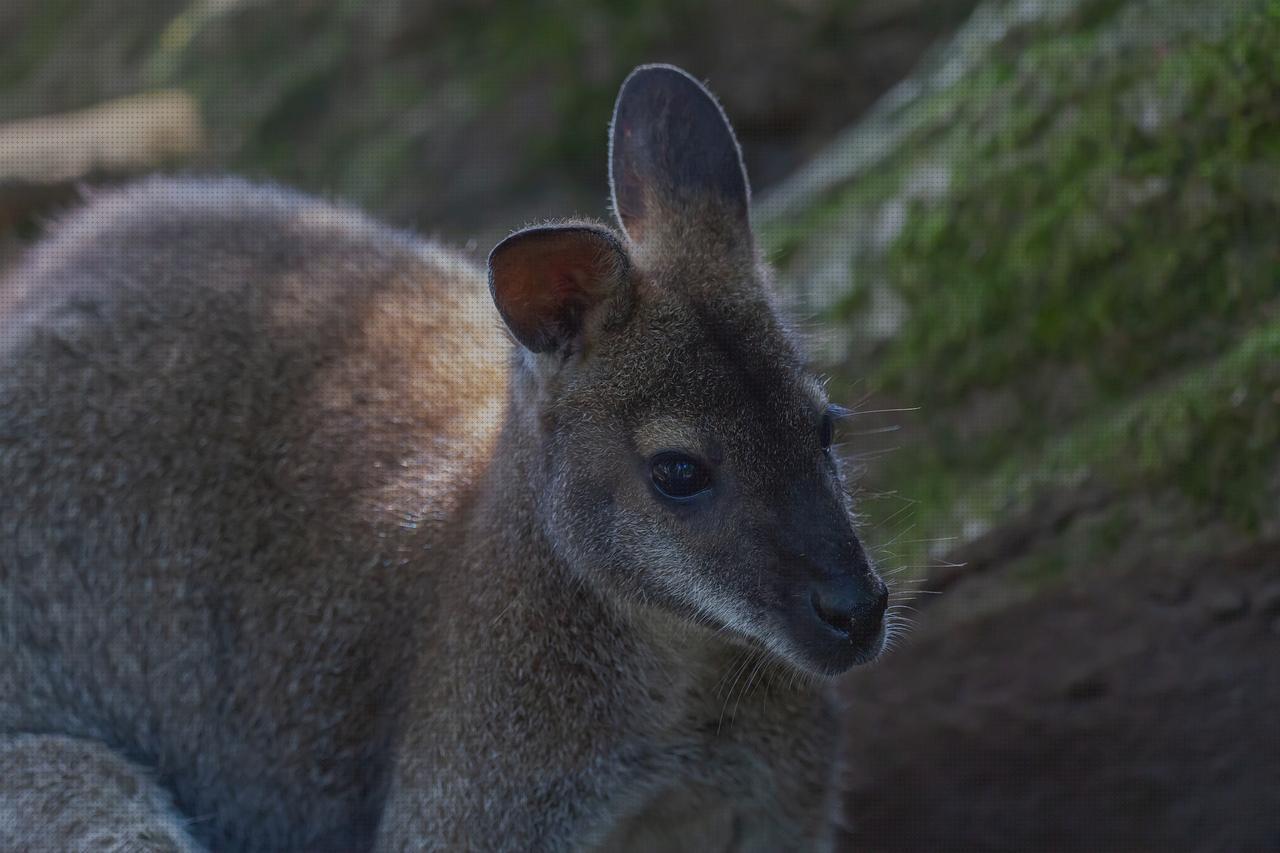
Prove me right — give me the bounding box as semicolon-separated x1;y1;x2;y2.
489;227;622;353
552;265;593;306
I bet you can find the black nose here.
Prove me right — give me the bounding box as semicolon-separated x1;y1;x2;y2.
810;576;888;642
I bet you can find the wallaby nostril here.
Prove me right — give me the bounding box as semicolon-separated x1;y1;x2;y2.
809;579;888;642
810;587;852;634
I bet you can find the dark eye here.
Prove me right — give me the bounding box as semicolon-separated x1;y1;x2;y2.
819;407;836;452
649;452;712;500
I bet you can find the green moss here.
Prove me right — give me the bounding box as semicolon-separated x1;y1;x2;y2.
0;0;80;89
1012;549;1068;587
878;2;1280;404
871;317;1280;570
1070;0;1130;33
792;0;1280;572
759;159;909;270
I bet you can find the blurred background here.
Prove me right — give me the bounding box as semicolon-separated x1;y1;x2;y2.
1;0;1277;849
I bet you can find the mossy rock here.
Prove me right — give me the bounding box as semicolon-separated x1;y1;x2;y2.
761;0;1280;569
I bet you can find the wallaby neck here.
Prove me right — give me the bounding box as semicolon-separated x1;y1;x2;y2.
460;377;577;597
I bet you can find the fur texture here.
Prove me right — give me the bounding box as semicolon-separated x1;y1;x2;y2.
0;65;884;851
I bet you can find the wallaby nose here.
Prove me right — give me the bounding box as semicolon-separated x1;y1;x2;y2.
810;576;888;643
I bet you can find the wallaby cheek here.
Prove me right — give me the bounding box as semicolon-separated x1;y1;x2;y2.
545;456;625;570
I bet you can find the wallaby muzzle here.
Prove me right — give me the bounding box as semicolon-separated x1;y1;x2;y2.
770;482;888;671
809;571;889;646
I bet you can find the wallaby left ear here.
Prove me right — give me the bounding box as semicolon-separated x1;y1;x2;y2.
609;64;751;248
488;224;629;355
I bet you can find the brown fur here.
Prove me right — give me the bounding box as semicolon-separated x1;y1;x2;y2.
0;65;885;851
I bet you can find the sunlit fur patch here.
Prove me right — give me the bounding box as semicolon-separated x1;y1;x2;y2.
14;177;514;529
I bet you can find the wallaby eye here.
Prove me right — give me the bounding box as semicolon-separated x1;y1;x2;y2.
819;407;836;452
649;452;711;500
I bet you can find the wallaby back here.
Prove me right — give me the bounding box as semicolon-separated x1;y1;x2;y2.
0;177;507;849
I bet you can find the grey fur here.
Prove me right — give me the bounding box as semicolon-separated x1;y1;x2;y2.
0;66;884;852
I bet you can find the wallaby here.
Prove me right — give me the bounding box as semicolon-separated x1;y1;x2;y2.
0;64;889;852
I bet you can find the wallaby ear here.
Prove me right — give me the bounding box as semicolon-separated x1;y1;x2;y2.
488;224;629;355
609;64;751;247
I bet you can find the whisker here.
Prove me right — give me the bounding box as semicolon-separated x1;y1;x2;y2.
877;523;919;550
714;649;755;701
842;446;901;461
842;424;903;437
878;562;964;571
844;406;922;416
873;503;917;530
717;648;763;732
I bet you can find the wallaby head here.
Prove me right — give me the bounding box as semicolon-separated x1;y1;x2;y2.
487;64;887;677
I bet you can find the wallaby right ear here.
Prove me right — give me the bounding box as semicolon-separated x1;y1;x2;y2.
609;64;751;250
488;224;629;355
